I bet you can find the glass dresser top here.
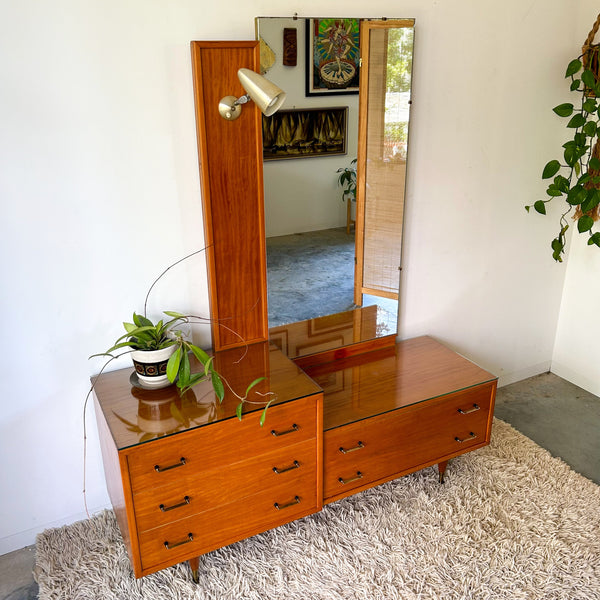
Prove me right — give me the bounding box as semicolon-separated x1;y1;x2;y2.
93;342;322;450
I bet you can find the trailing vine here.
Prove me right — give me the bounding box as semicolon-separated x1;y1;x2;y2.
527;19;600;262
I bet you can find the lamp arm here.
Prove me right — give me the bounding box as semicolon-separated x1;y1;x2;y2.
234;94;251;107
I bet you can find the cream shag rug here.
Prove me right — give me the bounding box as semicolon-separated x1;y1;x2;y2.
35;419;600;600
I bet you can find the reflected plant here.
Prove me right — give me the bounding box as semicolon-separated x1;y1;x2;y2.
337;158;357;202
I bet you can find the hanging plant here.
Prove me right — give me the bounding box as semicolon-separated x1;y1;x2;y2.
527;15;600;262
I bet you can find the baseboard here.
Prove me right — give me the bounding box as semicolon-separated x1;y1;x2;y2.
550;362;600;398
0;503;111;556
496;361;551;388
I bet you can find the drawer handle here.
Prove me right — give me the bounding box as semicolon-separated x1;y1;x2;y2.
458;404;480;415
273;460;300;474
274;495;301;510
455;432;477;443
271;423;299;437
154;457;186;473
339;441;365;454
163;533;193;550
339;471;363;485
159;496;191;512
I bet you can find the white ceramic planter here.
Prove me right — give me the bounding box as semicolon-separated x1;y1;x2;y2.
131;345;177;389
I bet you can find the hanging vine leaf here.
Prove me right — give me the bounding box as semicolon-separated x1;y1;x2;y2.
530;48;600;260
567;185;587;205
588;232;600;246
551;238;564;262
581;188;600;213
542;160;561;179
554;175;570;193
582;69;597;89
583;98;598;113
553;103;574;117
584;121;598;136
567;113;586;128
565;59;582;77
578;214;595;232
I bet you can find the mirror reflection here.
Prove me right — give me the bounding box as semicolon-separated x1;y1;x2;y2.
256;17;413;338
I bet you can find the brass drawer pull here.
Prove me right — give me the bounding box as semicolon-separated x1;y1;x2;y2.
271;423;299;437
455;432;477;443
154;457;186;473
458;404;480;415
339;441;365;454
163;533;193;550
274;495;301;510
273;460;300;474
339;471;363;485
159;496;191;512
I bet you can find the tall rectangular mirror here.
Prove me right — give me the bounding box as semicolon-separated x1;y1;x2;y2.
256;17;414;351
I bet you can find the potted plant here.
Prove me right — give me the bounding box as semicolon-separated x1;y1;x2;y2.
337;158;357;232
527;18;600;261
91;310;269;422
93;311;224;394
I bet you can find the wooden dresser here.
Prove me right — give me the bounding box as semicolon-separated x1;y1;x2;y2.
94;342;323;578
94;329;496;580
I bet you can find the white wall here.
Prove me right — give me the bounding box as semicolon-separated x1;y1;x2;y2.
259;17;359;237
0;0;585;552
397;2;575;384
553;232;600;394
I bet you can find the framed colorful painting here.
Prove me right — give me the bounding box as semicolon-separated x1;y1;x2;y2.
305;18;361;96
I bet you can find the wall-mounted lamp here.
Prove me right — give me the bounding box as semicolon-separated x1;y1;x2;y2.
218;68;286;121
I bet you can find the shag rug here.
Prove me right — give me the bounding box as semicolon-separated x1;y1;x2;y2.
35;419;600;600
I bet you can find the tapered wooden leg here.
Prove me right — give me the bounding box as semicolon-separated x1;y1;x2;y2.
437;460;448;484
188;556;200;583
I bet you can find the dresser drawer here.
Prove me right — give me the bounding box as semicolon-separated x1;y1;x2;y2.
324;383;494;499
127;395;318;494
388;383;494;468
324;411;407;498
139;473;318;572
133;438;317;532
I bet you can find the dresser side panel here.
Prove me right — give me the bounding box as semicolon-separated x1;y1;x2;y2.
94;396;142;577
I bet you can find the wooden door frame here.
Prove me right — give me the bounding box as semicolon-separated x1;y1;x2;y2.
353;19;415;306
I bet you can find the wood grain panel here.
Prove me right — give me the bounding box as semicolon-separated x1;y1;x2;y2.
139;477;318;575
133;438;317;532
323;383;494;499
126;394;317;493
191;41;268;350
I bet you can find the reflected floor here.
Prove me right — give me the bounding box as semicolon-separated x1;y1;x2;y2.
266;227;398;331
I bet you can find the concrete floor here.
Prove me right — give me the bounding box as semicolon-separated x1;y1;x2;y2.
0;546;37;600
1;372;599;599
493;372;600;485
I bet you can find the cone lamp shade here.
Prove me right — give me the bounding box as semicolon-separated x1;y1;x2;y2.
218;68;286;120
